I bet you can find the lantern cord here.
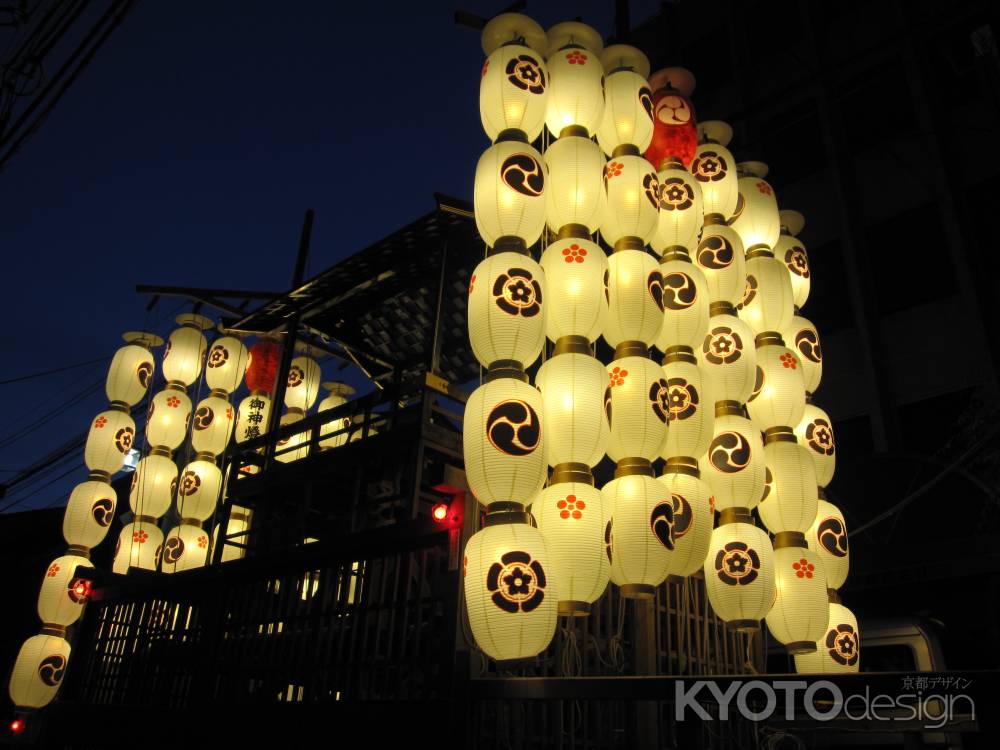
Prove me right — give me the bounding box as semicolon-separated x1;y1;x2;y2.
589;594;626;672
558;622;583;676
743;630;758;675
0;355;108;385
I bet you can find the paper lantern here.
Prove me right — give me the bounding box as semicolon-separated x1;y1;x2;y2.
606;355;668;463
146;387;192;450
533;482;609;613
536;352;608;467
162;314;211;386
539;237;607;342
112;520;163;574
463;521;558;661
603;473;673;596
543;21;604;137
544;135;606;233
694;221;745;306
213;507;252;562
795;403;836;487
776;211;810;310
654;253;710;352
766;542;828;653
599;155;659;248
468;251;546;368
129;452;178;518
658;463;714;578
205;335;248;393
701;410;765;511
758;437;818;534
660;351;714;460
783;314;823;395
84;407;134;475
161;523;210;574
106;332;159;405
480;14;549;142
703;518;775;629
729;163;781;252
246;337;281;394
63;479;116;549
37;555;93;627
236;392;272;444
739;252;794;336
318;382;355;449
794;601;860;674
464;378;545;508
746;338;806;431
603;250;663;348
176;458;223;521
644;68;698;168
596;45;652;154
700;312;758;404
651;166;703;256
8;634;71;709
275;412;310;464
691;121;739;219
805;499;850;589
191;392;235;456
285;355;321;412
474;140;547;251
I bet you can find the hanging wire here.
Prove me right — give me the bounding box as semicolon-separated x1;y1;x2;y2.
0;355;108;385
0;377;103;451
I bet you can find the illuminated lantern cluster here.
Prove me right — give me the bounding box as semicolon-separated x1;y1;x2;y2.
9;331;162;712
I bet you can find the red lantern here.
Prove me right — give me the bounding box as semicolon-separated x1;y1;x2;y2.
644;68;698;169
245;337;281;394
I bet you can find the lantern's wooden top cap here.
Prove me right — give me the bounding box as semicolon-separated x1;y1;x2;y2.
648;67;696;97
122;331;164;347
293;341;325;358
482;13;547;55
779;210;806;236
698;120;733;146
322;381;356;396
545;21;603;56
738;160;769;179
175;313;214;330
600;44;650;78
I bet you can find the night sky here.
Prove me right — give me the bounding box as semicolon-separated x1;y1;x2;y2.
0;1;660;512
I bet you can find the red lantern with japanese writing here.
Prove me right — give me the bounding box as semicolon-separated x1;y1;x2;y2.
246;338;281;394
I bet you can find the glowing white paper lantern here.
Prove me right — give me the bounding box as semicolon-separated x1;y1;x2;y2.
544;21;604;137
37;555;93;627
275;412;310;463
654;252;710;352
651;165;703;256
758;437;818;534
161;523;210;574
795;403;836;487
783;314;823;396
212;506;252;563
606;355;668;463
729;163;780;252
176;458;223;521
464;378;545;508
480;13;549;142
596;45;652;154
775;211;810;310
599;155;659;248
189;392;234;456
129;451;178;518
766;541;828;653
84;407;135;475
63;479;116;549
318;381;355;449
8;634;71;709
794;601;860;674
603;250;663;348
533;482;609;613
146;387;192;450
106;332;159;406
113;520;163;574
285;355;321;412
739;251;794;336
703;517;774;629
695;220;745;306
536;352;608;467
468;251;546;368
474;140;547;250
162;314;211;387
544;135;605;233
658;462;714;578
540;237;607;342
204;335;248;394
660;351;714;460
805;499;850;589
746;338;806;431
464;521;558;661
700;312;757;404
236;392;272;444
691;122;739;219
701;409;765;511
604;472;673;596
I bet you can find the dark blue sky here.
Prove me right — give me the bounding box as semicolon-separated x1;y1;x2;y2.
0;0;659;511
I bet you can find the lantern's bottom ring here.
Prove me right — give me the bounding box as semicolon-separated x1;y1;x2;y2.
727;619;759;632
785;641;818;655
666;574;686;585
558;600;591;617
619;584;656;599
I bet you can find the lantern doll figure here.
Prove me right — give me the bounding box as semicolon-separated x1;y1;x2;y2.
644;68;698;169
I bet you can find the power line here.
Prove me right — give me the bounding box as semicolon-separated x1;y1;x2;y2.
0;355;107;385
